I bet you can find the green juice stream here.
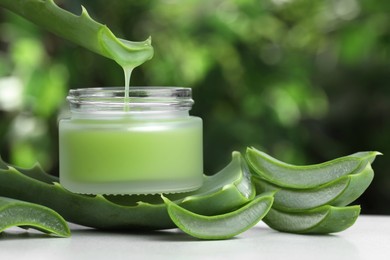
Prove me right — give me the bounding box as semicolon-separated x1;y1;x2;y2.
123;67;133;111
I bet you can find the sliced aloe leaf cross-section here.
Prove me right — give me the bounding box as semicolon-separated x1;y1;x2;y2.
263;205;361;234
246;147;380;189
173;151;255;215
162;192;274;240
0;196;70;237
253;163;374;211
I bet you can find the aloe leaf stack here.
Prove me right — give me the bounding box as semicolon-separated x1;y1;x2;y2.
246;147;381;234
0;147;382;239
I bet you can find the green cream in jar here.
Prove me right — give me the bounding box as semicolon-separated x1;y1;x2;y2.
59;87;203;195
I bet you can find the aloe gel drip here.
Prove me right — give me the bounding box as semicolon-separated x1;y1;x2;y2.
123;67;133;111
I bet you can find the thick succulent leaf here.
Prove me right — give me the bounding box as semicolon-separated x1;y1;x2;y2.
173;151;255;215
246;147;380;189
162;192;274;240
253;163;374;211
0;0;153;68
0;196;70;237
263;205;361;234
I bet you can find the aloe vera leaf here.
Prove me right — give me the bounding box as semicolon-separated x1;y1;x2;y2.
0;152;253;230
0;196;70;237
263;205;361;234
14;162;59;184
0;166;172;230
253;163;374;211
329;163;374;207
172;151;255;215
246;147;380;189
162;192;274;240
0;0;153;68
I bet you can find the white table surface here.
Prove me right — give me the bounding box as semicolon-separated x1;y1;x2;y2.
0;215;389;260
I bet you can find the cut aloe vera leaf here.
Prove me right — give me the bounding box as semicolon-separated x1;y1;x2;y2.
0;0;153;68
0;196;70;237
172;151;255;215
246;147;380;189
253;163;374;211
0;165;170;230
162;192;274;240
330;163;374;207
14;162;59;184
0;152;253;230
263;205;361;234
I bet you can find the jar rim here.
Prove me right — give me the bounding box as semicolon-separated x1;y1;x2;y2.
67;87;194;113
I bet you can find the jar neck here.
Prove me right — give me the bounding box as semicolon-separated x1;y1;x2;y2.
67;87;194;119
69;110;190;120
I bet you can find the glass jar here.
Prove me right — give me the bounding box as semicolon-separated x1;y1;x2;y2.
59;87;203;195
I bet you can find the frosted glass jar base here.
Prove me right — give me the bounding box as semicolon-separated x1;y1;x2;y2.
60;178;203;195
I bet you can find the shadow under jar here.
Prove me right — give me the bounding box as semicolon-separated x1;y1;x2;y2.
59;87;203;195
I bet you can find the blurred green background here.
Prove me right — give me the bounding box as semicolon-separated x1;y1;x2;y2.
0;0;388;214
